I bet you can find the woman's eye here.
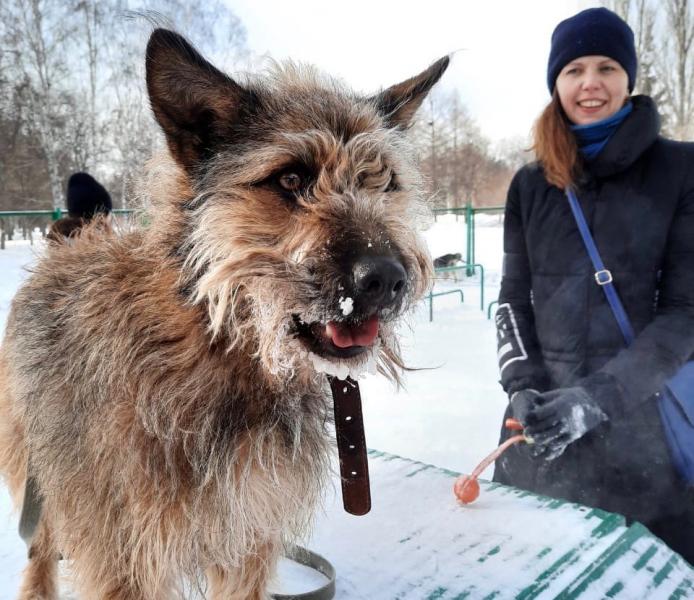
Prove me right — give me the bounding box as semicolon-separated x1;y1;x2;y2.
600;65;615;73
278;172;304;192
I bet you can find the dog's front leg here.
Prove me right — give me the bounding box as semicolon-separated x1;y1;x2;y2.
72;554;169;600
206;542;278;600
206;566;269;600
17;517;58;600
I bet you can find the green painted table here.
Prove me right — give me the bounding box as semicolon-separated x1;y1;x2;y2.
301;451;694;599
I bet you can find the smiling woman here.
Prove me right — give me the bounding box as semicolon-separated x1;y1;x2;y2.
532;7;638;189
491;7;694;566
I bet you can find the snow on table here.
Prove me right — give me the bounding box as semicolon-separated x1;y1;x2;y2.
304;451;694;599
3;452;692;599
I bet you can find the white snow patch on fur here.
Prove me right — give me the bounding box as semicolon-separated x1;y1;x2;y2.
338;297;354;316
303;343;380;380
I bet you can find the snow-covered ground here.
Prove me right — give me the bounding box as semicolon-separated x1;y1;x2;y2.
0;215;508;596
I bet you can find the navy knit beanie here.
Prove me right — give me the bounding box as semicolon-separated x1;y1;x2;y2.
547;7;637;93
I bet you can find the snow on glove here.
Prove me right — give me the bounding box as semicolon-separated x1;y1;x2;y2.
523;386;608;461
509;389;543;426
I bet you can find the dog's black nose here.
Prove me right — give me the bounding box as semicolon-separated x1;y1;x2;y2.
352;256;407;308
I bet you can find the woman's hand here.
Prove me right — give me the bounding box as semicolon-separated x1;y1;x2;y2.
509;389;543;425
524;387;608;460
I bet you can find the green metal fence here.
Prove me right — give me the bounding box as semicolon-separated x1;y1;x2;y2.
0;209;135;249
0;209;134;219
428;203;504;320
4;204;505;317
426;287;464;322
432;203;504;272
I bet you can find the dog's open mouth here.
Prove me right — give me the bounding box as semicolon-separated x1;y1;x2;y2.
293;314;380;359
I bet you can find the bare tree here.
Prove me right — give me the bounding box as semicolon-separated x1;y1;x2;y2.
662;0;694;138
493;136;532;173
603;0;694;138
632;1;663;101
410;88;514;207
75;0;103;166
444;90;483;205
411;92;450;207
101;1;248;206
0;0;249;211
0;0;82;208
604;1;665;97
446;93;488;206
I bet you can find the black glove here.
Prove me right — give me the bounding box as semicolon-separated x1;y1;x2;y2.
509;389;543;426
524;385;609;461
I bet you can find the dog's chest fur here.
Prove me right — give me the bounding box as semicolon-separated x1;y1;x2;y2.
6;230;330;566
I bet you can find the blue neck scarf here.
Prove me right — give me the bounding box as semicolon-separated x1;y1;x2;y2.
570;101;633;160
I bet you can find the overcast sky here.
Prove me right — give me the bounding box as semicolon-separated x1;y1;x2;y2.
225;0;600;146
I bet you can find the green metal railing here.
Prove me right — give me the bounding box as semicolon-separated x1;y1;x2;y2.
432;206;467;223
0;209;134;219
427;203;504;321
426;262;487;321
434;263;485;310
468;206;503;317
432;203;503;273
0;209;136;248
426;288;464;322
0;209;62;219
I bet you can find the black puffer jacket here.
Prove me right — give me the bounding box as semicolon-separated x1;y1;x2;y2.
493;96;694;527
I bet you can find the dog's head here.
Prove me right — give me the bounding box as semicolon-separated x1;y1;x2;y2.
145;29;448;383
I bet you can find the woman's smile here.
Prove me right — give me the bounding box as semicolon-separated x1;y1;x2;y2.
556;56;629;124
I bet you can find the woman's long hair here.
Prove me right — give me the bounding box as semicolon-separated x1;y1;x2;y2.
532;89;580;189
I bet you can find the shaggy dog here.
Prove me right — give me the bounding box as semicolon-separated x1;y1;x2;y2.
0;29;447;599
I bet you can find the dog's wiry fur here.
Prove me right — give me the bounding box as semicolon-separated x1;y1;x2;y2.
0;29;448;599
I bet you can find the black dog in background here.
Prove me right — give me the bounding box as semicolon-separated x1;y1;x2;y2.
434;252;463;280
47;172;112;242
433;252;462;269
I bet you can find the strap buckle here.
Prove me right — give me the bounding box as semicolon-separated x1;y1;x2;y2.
594;269;613;285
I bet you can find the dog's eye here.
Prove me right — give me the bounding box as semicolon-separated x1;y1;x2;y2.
279;172;304;192
257;166;314;203
385;174;399;193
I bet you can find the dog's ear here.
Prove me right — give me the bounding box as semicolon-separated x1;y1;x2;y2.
146;29;249;171
371;56;450;129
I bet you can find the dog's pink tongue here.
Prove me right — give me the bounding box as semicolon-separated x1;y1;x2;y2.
326;315;379;348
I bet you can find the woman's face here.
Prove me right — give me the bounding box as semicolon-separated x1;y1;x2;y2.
555;55;629;125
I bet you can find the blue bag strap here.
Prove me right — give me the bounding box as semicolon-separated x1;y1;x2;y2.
565;188;636;346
